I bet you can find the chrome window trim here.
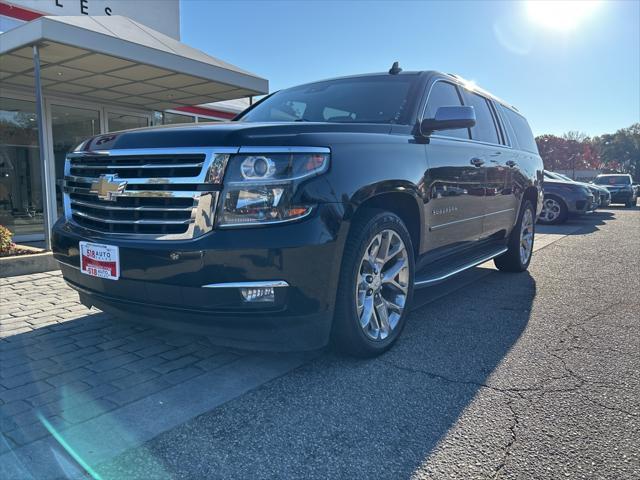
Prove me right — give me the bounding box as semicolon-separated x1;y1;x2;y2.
428;134;515;150
202;280;289;289
420;78;514;150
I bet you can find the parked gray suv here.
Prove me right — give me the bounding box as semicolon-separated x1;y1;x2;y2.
539;171;595;224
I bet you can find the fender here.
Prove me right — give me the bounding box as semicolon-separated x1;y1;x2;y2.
346;180;426;252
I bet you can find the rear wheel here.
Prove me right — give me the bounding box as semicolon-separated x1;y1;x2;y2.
332;210;414;357
495;200;535;273
538;195;567;225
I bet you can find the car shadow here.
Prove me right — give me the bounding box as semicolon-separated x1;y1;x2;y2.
89;268;536;479
3;266;535;479
538;209;617;235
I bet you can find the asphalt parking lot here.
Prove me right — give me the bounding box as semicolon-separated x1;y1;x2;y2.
1;205;639;479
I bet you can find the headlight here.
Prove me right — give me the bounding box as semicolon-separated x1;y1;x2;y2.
217;151;329;227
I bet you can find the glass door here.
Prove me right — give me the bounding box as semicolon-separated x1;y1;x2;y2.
0;97;43;237
50;104;101;215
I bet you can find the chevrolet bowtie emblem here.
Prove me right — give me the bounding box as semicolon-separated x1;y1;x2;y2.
90;174;127;201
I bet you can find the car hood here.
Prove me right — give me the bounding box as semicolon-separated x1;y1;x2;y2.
543;178;577;186
76;121;396;151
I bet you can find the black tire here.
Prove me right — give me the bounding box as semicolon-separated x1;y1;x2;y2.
495;200;535;273
538;194;568;225
625;200;635;208
331;209;415;357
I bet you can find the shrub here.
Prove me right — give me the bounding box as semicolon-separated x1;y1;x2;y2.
0;225;14;254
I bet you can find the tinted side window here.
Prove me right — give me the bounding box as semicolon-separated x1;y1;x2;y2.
424;81;469;139
499;105;538;154
462;90;500;144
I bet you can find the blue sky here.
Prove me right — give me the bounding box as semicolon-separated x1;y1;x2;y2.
181;0;640;137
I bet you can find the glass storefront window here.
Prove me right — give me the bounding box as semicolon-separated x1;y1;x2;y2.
0;97;43;237
152;111;196;125
107;112;148;132
163;112;195;125
51;105;101;215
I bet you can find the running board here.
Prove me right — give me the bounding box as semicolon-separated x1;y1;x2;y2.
414;246;508;289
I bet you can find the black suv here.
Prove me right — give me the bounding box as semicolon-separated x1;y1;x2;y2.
591;174;637;207
53;68;543;356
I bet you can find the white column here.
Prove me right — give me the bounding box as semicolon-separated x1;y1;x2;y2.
33;44;54;250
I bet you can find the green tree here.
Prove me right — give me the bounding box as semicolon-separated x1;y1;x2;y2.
594;124;640;180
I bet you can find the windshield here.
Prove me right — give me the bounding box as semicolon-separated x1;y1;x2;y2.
239;75;419;124
594;175;631;185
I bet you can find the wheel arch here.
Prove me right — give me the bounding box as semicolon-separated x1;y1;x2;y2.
514;186;544;227
348;185;424;256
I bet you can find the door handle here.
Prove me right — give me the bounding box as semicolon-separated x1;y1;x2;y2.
470;158;485;167
506;160;517;168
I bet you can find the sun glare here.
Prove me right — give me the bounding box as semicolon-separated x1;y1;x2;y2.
526;0;601;31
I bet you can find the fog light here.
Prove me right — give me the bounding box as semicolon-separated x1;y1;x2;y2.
240;287;275;302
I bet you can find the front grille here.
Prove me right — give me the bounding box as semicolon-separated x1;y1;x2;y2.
69;154;205;179
62;148;234;240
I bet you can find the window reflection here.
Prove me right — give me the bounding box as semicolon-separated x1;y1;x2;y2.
0;97;43;237
51;104;101;215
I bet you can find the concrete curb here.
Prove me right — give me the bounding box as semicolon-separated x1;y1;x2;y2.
0;251;59;278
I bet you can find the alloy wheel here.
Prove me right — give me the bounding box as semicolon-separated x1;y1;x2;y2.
541;198;561;223
355;229;409;341
520;207;534;264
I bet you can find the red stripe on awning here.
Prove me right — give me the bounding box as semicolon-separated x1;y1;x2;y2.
0;2;44;21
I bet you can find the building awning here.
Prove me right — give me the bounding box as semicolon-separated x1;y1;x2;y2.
0;15;268;110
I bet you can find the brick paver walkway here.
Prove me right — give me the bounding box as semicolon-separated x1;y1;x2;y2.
0;271;243;452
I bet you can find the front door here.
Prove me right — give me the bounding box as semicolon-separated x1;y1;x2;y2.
422;80;486;252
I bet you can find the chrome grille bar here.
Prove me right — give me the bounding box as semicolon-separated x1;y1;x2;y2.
70;198;194;212
70;162;205;170
72;210;192;225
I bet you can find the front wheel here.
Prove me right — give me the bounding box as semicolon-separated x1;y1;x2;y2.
495;200;535;273
538;195;567;225
332;210;414;357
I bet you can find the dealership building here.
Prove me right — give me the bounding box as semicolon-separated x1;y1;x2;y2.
0;0;268;243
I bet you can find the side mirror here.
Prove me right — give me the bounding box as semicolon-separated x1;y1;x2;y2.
421;106;476;135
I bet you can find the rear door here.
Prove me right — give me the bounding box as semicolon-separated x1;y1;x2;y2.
423;81;486;251
460;89;517;238
498;104;541;219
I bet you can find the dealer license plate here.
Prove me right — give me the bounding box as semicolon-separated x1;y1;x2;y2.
79;241;120;280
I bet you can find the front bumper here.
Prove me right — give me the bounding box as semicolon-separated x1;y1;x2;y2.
608;190;634;204
568;194;595;215
53;204;347;351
